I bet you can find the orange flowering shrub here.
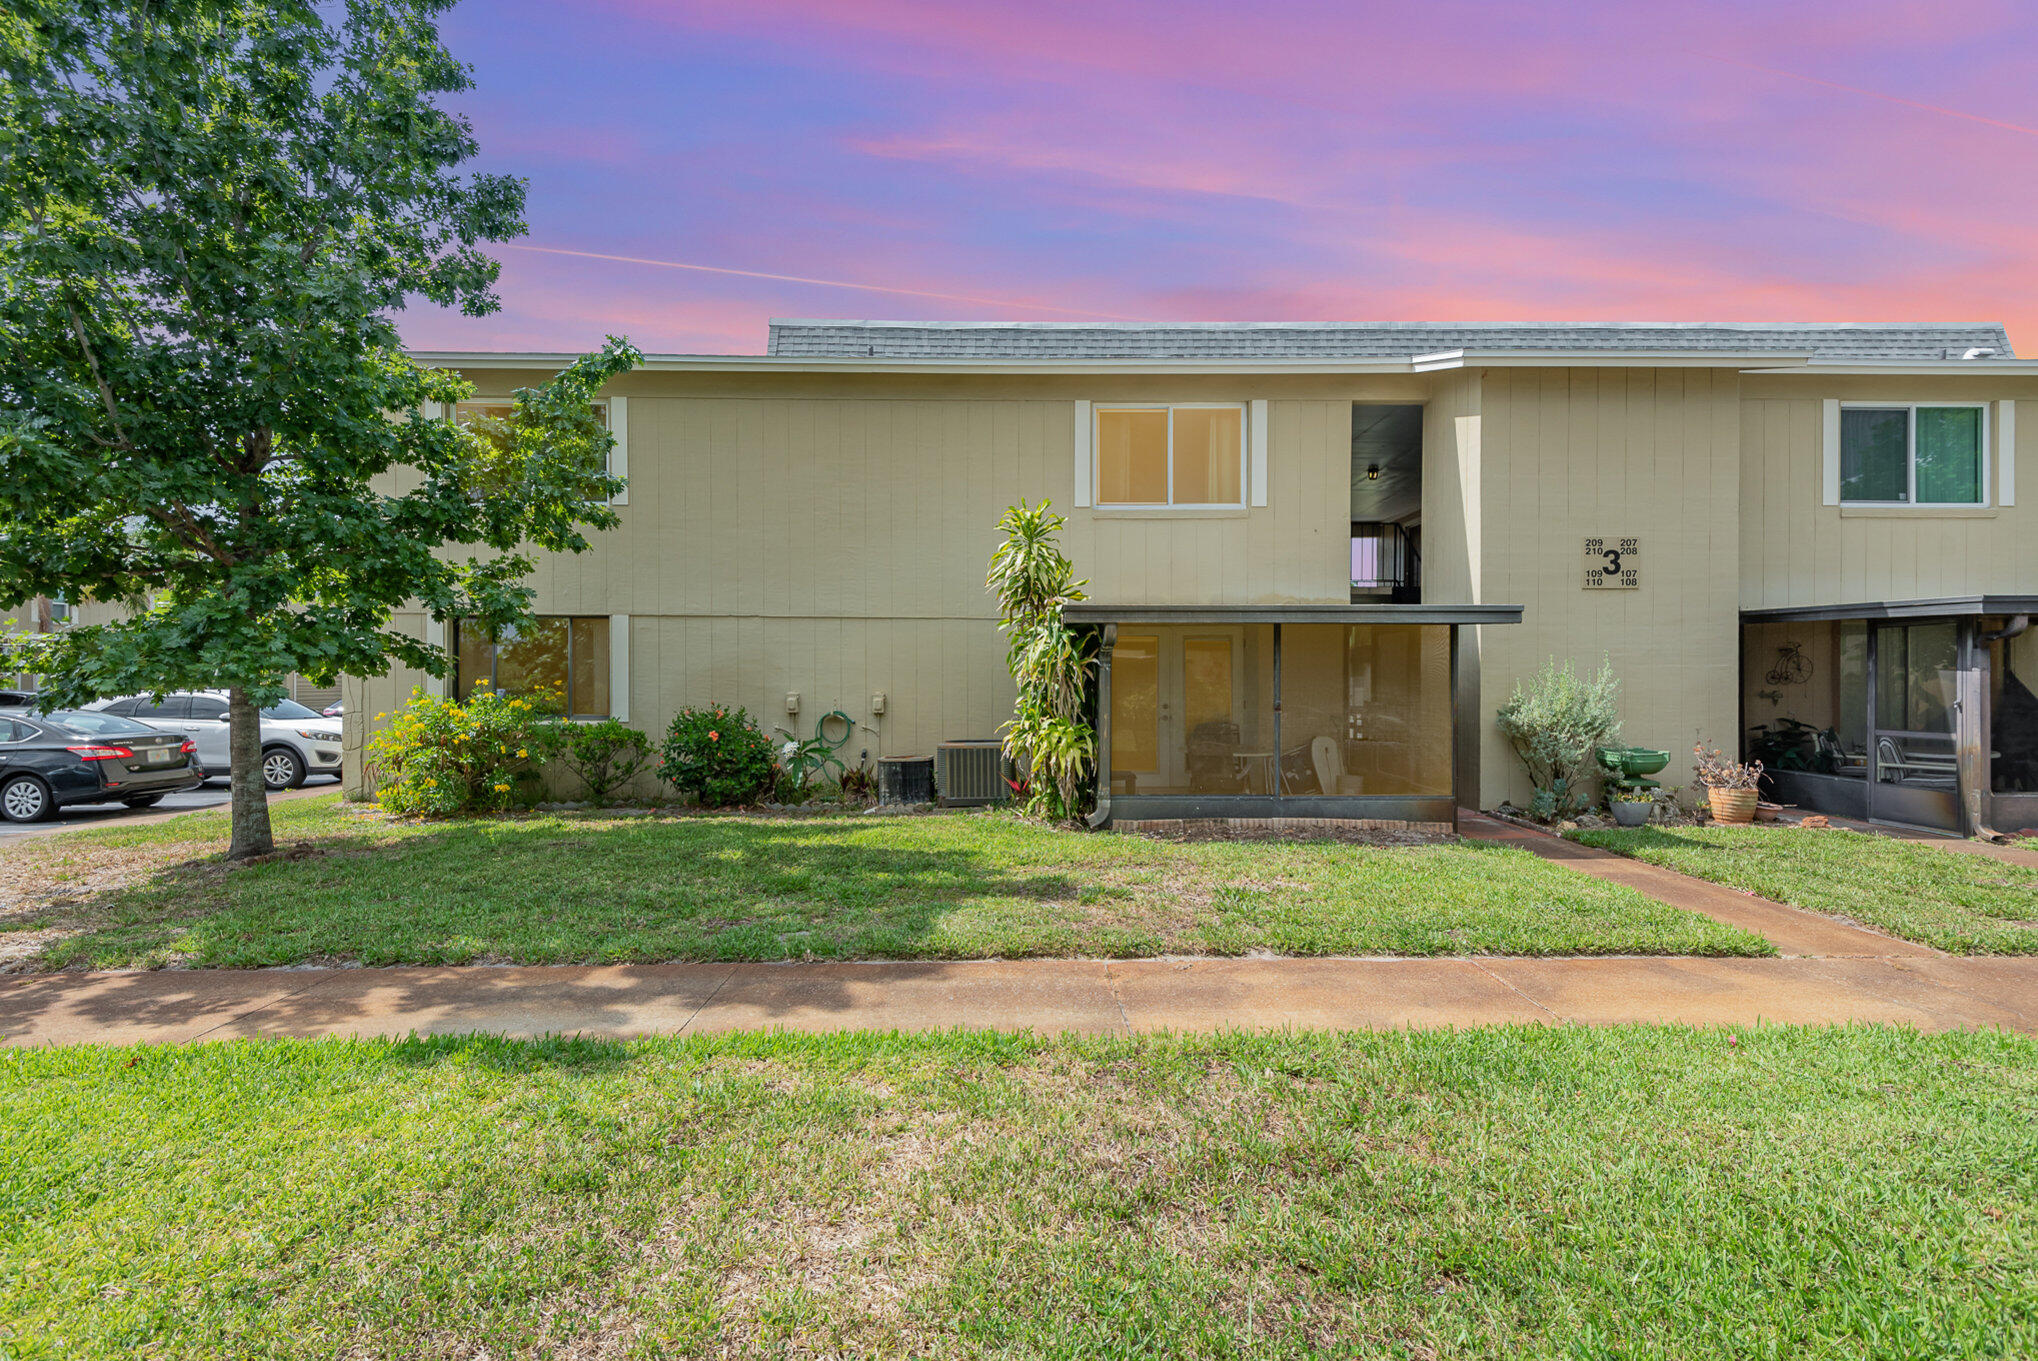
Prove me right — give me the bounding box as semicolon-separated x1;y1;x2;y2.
658;705;775;806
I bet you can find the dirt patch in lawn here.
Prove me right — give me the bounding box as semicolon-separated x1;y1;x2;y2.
0;841;206;972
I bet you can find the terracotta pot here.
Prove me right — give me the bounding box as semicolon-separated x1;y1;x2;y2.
1754;801;1783;823
1708;787;1758;825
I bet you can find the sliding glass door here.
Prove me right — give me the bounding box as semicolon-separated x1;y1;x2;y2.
1869;622;1962;830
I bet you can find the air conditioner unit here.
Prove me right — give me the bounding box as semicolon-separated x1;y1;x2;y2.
936;739;1008;806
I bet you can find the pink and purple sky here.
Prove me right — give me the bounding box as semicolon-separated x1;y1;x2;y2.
407;0;2038;356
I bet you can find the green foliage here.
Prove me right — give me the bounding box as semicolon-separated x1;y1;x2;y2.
367;684;549;816
1747;716;1839;772
658;706;776;807
535;717;652;806
773;727;848;796
1495;657;1623;819
0;0;637;854
987;500;1095;821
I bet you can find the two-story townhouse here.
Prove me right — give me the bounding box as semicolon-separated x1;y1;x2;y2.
346;321;2038;838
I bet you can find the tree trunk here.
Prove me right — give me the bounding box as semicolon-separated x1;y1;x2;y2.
226;685;275;859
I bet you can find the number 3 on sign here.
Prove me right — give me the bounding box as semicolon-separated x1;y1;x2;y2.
1583;536;1641;589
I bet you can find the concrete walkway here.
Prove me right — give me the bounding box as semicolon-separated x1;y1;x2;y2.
1455;811;1943;957
4;954;2035;1045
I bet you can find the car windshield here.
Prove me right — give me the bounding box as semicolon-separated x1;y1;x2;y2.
45;710;158;737
262;700;323;720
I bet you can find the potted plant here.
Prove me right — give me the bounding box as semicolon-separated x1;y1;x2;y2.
1693;739;1763;825
1608;787;1656;827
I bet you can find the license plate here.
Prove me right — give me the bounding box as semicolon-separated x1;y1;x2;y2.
146;747;173;764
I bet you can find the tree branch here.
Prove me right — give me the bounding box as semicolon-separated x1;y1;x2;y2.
62;300;131;451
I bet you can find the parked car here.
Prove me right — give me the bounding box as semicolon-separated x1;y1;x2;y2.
0;709;201;822
85;691;343;789
0;689;35;707
321;698;343;719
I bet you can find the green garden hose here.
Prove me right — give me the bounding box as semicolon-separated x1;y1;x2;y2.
814;710;853;750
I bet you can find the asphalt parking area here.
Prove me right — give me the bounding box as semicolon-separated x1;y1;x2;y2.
0;776;343;841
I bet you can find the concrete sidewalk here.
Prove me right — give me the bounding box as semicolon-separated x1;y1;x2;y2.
5;953;2034;1046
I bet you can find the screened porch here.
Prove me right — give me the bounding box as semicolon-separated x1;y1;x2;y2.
1063;604;1522;827
1741;596;2038;836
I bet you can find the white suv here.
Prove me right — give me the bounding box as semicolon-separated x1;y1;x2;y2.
87;691;343;789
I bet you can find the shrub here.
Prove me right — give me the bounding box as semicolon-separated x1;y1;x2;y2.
369;683;550;816
536;717;652;805
1495;656;1622;820
658;705;776;807
1693;738;1763;791
987;499;1095;821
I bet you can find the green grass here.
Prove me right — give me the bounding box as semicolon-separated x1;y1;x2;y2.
12;796;1768;969
1570;824;2038;954
2;1027;2032;1359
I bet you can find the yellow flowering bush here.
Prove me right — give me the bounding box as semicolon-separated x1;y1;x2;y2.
369;681;552;816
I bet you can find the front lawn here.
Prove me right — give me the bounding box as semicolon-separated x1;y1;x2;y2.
1570;824;2038;954
5;796;1769;969
3;1027;2032;1359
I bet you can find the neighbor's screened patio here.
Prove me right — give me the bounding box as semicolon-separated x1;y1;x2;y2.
1063;604;1522;827
1741;596;2038;836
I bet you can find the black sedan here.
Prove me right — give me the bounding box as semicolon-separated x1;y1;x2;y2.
0;709;203;823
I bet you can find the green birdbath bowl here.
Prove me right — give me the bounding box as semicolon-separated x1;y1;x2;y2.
1596;746;1670;789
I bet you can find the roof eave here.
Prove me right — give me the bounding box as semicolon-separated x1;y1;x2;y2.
1741;361;2038;376
411;350;1825;375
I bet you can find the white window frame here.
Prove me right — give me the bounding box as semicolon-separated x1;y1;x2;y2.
1837;402;1991;508
1092;403;1249;509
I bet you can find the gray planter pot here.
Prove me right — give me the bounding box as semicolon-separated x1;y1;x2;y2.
1611;801;1653;827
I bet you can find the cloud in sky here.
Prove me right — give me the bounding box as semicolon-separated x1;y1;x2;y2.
402;0;2038;354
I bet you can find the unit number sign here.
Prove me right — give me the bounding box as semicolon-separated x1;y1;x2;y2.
1583;537;1640;589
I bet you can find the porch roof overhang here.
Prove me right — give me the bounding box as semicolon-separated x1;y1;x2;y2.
1062;603;1524;626
1740;595;2038;624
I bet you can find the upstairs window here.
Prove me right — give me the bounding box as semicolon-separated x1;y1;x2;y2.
1840;404;1986;506
1095;405;1245;507
454;400;613;479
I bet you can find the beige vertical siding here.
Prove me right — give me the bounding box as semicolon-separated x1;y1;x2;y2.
1466;367;1744;810
1418;372;1484;800
1063;397;1352;606
348;373;1393;793
1739;375;2038;610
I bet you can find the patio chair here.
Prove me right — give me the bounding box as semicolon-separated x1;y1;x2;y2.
1876;736;1905;784
1310;736;1364;796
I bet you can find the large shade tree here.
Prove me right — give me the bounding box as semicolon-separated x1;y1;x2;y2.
0;0;637;856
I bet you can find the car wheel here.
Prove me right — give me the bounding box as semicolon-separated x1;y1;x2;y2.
261;745;307;791
0;774;54;824
122;794;166;809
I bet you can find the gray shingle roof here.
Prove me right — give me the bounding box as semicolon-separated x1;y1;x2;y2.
767;320;2014;363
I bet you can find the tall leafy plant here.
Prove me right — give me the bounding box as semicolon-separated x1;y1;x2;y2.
1494;656;1623;819
0;0;637;857
987;500;1095;820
